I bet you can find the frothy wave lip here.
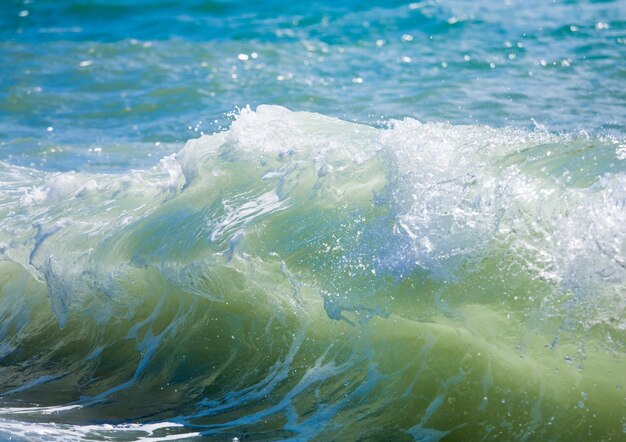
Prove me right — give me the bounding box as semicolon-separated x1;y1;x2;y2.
0;106;624;322
0;104;624;325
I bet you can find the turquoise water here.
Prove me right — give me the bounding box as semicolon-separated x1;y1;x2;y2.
2;0;625;173
1;1;626;441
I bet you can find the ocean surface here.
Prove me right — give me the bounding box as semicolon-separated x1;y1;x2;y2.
1;0;626;440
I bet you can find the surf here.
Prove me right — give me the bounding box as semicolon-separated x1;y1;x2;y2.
1;105;625;440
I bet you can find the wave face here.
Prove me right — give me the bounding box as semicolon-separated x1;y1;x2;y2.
1;105;626;440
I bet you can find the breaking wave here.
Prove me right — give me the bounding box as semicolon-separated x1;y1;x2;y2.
1;105;625;440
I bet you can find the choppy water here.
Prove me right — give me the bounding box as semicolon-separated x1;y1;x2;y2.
1;1;626;441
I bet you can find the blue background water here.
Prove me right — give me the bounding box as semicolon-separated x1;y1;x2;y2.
1;0;625;172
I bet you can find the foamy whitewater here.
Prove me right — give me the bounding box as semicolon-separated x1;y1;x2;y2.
2;0;626;440
0;105;625;440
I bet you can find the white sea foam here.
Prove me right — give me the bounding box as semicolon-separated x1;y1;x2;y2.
0;417;199;441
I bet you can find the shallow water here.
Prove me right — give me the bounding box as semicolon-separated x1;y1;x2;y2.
1;1;626;441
